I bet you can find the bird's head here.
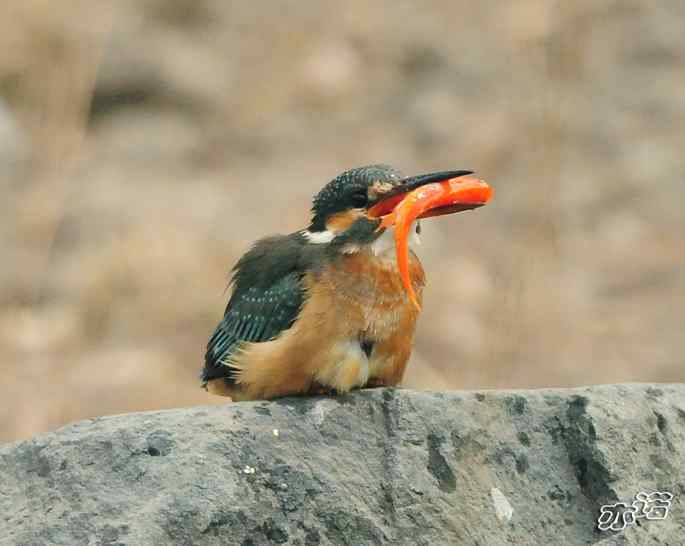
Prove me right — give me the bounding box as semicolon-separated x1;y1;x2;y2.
306;164;481;251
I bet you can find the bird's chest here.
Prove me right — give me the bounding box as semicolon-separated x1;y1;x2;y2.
318;251;425;338
304;251;424;390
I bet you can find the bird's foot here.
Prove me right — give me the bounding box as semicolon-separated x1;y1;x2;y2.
364;378;387;389
309;382;340;397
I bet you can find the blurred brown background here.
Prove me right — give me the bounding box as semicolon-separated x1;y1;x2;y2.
1;0;683;444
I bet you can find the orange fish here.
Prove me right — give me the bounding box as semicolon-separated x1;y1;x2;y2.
370;175;493;310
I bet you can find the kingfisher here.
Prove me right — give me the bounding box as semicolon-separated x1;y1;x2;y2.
202;164;485;401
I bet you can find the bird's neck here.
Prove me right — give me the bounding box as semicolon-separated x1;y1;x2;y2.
369;225;421;259
301;222;421;265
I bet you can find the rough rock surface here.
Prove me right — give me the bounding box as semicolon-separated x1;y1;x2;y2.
1;384;683;546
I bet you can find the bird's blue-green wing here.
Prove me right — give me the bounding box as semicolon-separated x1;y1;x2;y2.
202;235;307;386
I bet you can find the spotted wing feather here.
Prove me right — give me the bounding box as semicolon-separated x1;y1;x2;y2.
202;235;308;387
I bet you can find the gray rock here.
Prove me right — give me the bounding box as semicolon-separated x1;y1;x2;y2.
1;384;683;546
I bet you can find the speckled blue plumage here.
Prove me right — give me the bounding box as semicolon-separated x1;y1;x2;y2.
202;234;309;385
309;164;403;231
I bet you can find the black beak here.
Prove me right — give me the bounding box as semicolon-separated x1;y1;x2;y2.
373;170;474;203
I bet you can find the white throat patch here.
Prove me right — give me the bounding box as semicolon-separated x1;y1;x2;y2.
302;229;335;244
371;222;421;258
304;223;422;259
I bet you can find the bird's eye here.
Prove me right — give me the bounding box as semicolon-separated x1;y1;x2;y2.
351;191;368;208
